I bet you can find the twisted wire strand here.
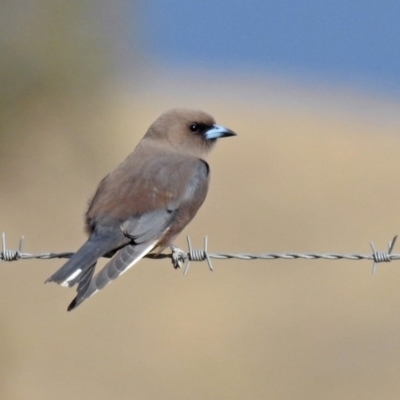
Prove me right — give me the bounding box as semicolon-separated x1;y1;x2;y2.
0;232;398;274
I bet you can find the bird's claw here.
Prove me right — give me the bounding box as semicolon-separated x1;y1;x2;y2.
170;245;188;269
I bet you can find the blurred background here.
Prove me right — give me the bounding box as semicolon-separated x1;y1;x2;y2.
2;1;400;399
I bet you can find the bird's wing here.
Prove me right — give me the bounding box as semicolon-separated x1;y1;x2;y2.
68;159;209;310
121;203;179;243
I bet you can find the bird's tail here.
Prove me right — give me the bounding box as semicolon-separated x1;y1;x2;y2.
45;238;111;287
67;240;157;311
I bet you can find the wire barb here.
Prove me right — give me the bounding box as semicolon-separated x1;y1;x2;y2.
370;235;398;274
0;232;23;262
182;236;214;275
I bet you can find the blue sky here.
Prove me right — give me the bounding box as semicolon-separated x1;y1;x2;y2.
139;1;400;96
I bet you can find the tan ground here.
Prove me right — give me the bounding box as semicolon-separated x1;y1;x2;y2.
1;72;400;399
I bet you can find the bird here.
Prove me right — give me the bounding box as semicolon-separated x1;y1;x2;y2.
46;108;236;311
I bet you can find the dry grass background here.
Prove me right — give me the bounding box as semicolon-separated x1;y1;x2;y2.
1;71;400;399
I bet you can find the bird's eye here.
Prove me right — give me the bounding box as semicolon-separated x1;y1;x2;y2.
189;123;199;132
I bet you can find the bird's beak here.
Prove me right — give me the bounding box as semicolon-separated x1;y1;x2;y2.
204;124;237;140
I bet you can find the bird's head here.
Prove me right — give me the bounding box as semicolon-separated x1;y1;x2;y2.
145;109;236;157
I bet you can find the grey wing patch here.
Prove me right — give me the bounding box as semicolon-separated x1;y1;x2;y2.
182;160;209;201
68;241;157;311
121;202;179;244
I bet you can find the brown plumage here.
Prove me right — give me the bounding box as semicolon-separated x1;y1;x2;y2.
46;109;236;311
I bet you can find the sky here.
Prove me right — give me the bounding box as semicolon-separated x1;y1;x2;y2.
139;0;400;97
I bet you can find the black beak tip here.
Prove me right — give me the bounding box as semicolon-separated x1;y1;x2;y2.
224;129;237;138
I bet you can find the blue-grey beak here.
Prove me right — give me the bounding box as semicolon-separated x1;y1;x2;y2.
204;124;236;141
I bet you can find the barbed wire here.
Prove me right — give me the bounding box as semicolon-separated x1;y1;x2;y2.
0;232;399;275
